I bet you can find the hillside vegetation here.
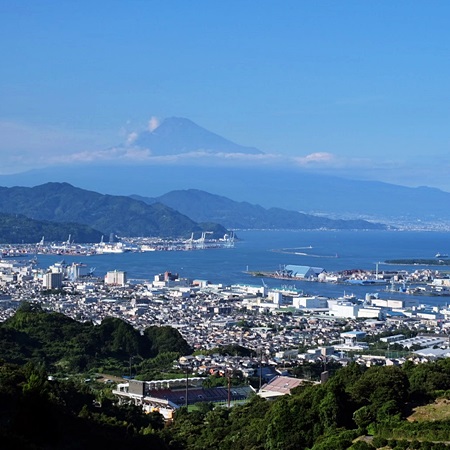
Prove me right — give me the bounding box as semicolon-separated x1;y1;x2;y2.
2;305;450;448
0;183;228;239
0;212;103;244
0;302;192;377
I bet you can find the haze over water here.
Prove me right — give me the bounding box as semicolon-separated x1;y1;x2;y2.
34;230;450;308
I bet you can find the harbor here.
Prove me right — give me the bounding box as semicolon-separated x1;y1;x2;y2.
0;231;236;258
2;229;450;404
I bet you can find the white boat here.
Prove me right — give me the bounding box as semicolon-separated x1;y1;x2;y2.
140;244;157;252
93;242;127;254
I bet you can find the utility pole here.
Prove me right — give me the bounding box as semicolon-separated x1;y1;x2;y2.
259;348;263;391
185;365;189;409
227;368;232;408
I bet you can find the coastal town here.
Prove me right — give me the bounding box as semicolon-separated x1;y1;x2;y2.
1;256;450;361
0;233;236;258
2;252;450;419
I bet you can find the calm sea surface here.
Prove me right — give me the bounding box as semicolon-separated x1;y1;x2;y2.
35;230;450;307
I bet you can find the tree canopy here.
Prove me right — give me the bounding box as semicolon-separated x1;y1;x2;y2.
0;303;192;375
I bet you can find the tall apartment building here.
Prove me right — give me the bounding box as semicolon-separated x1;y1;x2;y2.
105;270;127;286
43;272;63;290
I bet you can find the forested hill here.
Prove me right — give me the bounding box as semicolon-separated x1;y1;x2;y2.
2;305;450;448
0;183;228;239
132;189;389;230
0;302;192;374
0;212;103;244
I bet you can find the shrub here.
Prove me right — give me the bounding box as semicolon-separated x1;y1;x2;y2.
371;436;388;448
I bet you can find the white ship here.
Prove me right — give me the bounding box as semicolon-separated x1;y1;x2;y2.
93;241;128;254
140;244;157;252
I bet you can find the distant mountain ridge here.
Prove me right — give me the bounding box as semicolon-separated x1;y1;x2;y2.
128;117;263;155
4;165;450;223
1;116;450;224
131;189;388;231
0;183;228;240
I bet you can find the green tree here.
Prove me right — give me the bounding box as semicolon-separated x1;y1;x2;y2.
353;405;375;431
144;326;192;357
409;360;450;400
350;365;409;410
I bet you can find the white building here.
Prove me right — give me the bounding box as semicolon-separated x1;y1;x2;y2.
329;302;360;319
371;298;417;309
293;296;328;309
43;272;63;290
105;270;127;286
357;307;384;319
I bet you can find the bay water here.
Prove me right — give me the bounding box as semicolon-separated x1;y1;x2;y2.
35;230;450;307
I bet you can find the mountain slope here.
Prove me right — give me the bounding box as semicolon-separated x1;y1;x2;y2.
131;189;388;230
1;113;450;224
0;183;228;238
0;212;103;244
3;165;449;223
130;117;263;155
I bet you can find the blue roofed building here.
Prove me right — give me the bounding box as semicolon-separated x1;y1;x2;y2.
280;265;325;280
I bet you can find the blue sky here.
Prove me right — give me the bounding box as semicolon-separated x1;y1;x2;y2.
1;1;450;191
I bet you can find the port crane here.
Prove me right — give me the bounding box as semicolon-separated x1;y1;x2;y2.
196;231;213;249
185;232;194;250
222;231;235;248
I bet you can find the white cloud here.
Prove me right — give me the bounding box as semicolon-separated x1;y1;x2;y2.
293;152;336;166
126;132;138;145
123;148;152;160
1;118;449;192
45;147;153;164
291;152;400;172
40;146;281;167
148;116;160;132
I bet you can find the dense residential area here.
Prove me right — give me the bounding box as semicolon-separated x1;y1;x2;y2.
2;256;450;448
